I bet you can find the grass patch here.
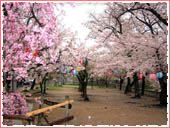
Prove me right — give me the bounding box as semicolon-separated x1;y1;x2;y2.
145;80;155;89
63;85;78;88
21;85;63;95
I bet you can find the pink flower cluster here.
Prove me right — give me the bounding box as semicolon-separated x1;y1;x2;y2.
3;89;28;125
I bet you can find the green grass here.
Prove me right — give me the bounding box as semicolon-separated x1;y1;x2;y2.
145;80;155;89
21;85;63;95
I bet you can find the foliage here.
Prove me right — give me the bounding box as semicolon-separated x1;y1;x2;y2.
86;2;167;76
3;89;28;125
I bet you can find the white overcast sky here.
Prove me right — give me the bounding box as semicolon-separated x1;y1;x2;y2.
60;3;107;47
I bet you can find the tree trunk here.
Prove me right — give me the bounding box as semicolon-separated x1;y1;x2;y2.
77;58;89;101
155;49;167;106
77;75;84;96
42;73;48;94
78;82;83;92
124;77;131;94
37;94;44;125
5;72;11;91
159;75;167;106
30;78;36;90
97;78;98;86
134;73;140;98
3;72;6;87
106;76;108;88
12;74;17;91
83;83;89;101
134;80;140;98
129;78;135;92
43;79;47;94
83;70;89;101
91;77;94;89
120;77;124;90
141;77;145;96
82;82;85;97
40;83;43;94
77;70;89;101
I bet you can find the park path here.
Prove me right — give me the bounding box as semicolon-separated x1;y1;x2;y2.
33;85;167;126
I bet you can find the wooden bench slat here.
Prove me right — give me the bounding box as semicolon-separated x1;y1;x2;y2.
26;100;74;117
43;99;72;109
3;114;27;120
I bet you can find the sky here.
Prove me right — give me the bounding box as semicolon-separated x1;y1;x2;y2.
61;3;107;48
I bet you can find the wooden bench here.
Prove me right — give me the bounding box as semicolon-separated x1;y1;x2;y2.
3;97;74;126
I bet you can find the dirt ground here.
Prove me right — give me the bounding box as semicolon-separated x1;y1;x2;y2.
32;85;167;126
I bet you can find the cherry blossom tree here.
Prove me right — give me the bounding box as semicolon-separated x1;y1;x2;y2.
2;2;79;125
86;2;168;105
2;2;77;91
3;2;62;85
68;43;91;101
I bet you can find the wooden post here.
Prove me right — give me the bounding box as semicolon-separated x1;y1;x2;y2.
65;95;69;125
37;95;44;125
27;117;34;125
30;121;33;125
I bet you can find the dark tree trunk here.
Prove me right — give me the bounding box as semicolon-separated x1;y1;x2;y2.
105;76;108;88
82;82;85;97
96;78;98;86
42;73;48;94
120;76;124;90
129;78;135;92
6;79;11;91
3;72;6;87
77;73;84;97
39;73;48;94
154;49;167;106
134;73;140;98
141;76;145;96
5;72;11;91
11;75;15;91
158;75;167;106
79;78;89;101
91;77;94;89
83;83;89;101
43;79;47;94
124;77;131;94
30;78;36;90
77;70;89;101
40;83;43;94
84;70;89;101
78;82;83;92
76;58;89;101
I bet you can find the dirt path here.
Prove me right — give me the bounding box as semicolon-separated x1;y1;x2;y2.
33;85;167;126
